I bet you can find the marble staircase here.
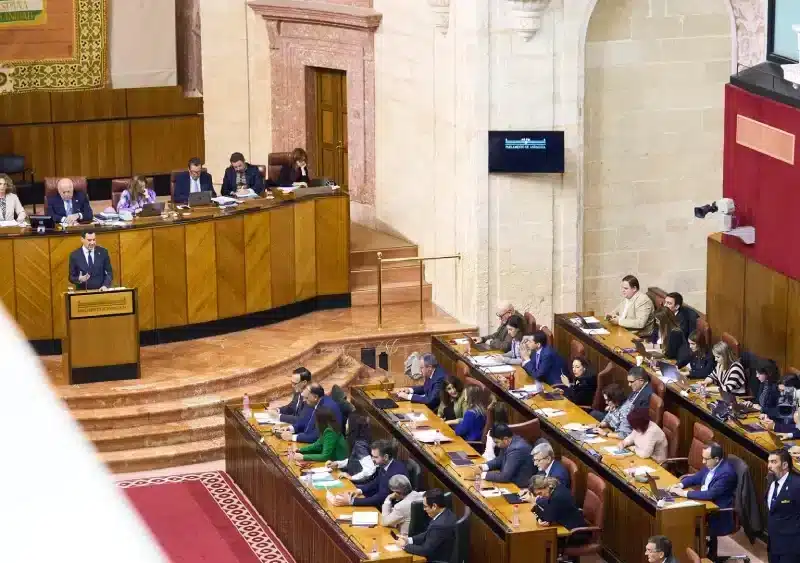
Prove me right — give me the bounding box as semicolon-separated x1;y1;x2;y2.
350;223;432;307
66;352;369;473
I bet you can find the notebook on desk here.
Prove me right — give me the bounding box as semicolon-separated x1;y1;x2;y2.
447;451;474;466
373;398;399;410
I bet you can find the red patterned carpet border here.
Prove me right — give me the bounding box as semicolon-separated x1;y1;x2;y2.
118;471;295;563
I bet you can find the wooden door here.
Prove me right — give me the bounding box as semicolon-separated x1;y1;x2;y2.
312;69;348;190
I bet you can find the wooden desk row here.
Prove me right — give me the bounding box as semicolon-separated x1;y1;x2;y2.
551;313;798;502
351;385;563;563
224;405;422;563
0;191;350;346
432;335;714;563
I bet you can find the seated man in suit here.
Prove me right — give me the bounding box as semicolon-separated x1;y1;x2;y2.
532;441;571;490
68;231;112;290
397;489;457;560
332;439;408;507
529;475;589;546
478;301;521;352
478;423;534;488
766;449;800;563
46;178;93;226
221;152;266;196
668;442;736;559
278;148;311;186
522;330;565;386
396;353;446;411
627;366;654;410
280;383;341;443
664;292;698;339
607;274;655;337
173;157;214;204
646;535;678;563
268;367;311;424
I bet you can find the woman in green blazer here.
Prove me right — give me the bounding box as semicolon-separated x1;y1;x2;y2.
295;407;349;462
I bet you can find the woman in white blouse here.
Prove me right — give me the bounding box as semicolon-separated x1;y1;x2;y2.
0;174;27;223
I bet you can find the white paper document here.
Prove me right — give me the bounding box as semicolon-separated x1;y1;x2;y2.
406;412;428;422
583;316;601;323
563;423;589;431
604;446;632;456
484;365;516;374
582;328;610;335
627;466;657;475
308;467;332;474
453;338;470;345
534;408;565;418
211;196;238;205
471;355;505;367
351;512;379;526
480;488;510;498
253;412;280;424
412;430;453;444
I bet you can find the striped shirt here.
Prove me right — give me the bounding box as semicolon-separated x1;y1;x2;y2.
712;361;747;396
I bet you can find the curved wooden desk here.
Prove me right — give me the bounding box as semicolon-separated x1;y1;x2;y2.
0;191;350;350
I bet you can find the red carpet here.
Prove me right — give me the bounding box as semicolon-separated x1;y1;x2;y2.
118;471;294;563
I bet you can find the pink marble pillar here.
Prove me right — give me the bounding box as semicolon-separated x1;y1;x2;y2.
248;1;381;206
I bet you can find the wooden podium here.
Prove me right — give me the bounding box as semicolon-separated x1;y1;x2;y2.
63;288;140;385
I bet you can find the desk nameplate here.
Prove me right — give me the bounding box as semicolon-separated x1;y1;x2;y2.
67;290;135;319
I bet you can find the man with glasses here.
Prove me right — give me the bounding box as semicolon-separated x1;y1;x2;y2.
477;301;520;352
669;442;736;559
269;367;312;424
396;489;457;560
331;439;408;507
645;535;677;563
590;367;651;423
532;441;571;489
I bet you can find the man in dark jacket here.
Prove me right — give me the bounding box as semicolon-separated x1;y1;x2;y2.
399;489;457;560
532;441;571;490
665;292;698;339
479;301;520;352
271;367;311;424
627;367;654;410
479;424;534;488
221;152;266;196
646;535;678;563
281;384;342;443
767;449;800;563
331;439;408;508
397;353;446;411
530;475;588;545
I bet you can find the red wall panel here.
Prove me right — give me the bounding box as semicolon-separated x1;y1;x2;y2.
723;84;800;281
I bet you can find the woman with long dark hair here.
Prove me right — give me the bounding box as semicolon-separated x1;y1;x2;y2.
326;412;376;482
295;407;348;462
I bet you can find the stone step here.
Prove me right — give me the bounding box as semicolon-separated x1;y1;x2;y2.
351;281;432;307
102;437;225;474
350;262;422;289
88;415;224;453
350;246;417;270
61;348;338;410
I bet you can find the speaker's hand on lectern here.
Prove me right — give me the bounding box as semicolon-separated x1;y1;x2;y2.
78;272;90;283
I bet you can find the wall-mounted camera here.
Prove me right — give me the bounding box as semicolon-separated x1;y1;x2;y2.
693;198;755;245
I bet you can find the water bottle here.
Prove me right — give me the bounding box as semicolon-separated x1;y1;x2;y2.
242;393;251;419
512;505;520;528
475;471;482;492
371;538;379;554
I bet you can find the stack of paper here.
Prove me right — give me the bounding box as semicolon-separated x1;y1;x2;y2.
412;430;452;444
521;384;544;393
583;328;610;335
211;196;238;205
351;512;379;526
479;488;510;498
253;412;280;425
472;355;504;367
563;423;589;431
534;408;565;418
405;412;428;423
453;338;470;345
484;365;516;374
627;466;657;476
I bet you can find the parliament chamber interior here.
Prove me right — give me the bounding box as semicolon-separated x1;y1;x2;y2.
4;1;800;563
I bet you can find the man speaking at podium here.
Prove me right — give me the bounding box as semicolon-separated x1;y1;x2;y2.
68;231;113;290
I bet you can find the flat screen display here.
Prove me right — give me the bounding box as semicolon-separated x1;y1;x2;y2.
770;0;800;62
488;131;565;173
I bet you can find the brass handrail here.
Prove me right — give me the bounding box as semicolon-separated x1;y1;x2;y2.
376;252;461;327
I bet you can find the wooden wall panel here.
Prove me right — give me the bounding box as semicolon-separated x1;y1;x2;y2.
786;278;800;371
125;86;203;118
294;200;317;301
0;92;51;125
244;211;272;313
54;121;131;178
130;116;204;175
153;226;187;327
215;217;246;319
744;259;789;369
0;240;15;318
315;195;349;295
8;124;56;179
706;236;745;343
50;90;127;122
49;235;82;338
185;222;217;324
119;229;155;330
270;206;295;308
13;238;53;340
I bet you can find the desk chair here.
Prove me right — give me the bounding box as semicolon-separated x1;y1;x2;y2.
686;547;702;563
408;500;430;537
584;362;613;413
510;418;541;446
541;326;554;347
650;376;666;400
721;333;740;357
662;412;680;460
455;360;470;382
268;152;293;184
696;318;712;349
524;312;537;334
406;458;422;491
0;154;37;212
111;179;128;210
662;421;713;476
649;393;664;426
435;506;470;563
169;167;207;203
560;471;605;562
561;456;580;501
570;340;586;361
44;176;88;201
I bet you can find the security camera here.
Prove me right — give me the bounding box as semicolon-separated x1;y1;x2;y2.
692;197;755;245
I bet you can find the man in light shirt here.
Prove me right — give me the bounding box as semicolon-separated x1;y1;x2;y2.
607;274;655;337
670;443;736;559
381;475;424;535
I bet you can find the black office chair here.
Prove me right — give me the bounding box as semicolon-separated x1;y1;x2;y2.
407;500;429;537
406;458;422;491
0;154;37;212
432;506;471;563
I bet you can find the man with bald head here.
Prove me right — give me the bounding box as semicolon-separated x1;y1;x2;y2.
46;178;93;226
478;301;520;352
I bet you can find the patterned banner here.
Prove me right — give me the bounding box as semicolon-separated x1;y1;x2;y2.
0;0;107;93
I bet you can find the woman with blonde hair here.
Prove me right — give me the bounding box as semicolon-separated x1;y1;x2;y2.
703;340;747;395
117;176;156;213
0;173;27;222
452;384;487;441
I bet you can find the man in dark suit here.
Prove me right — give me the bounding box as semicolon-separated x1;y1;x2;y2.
221;152;266;196
532;441;571;490
331;439;408;507
766;449;800;563
530;475;588;544
670;443;737;558
665;292;698;339
627;367;653;410
479;424;535;488
523;330;566;386
280;383;342;443
270;367;311;424
646;535;678;563
398;489;457;560
173;157;214;204
46;178;93;225
68;231;112;290
397;353;446;411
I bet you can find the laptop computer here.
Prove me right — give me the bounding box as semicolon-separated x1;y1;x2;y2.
575;315;603;330
188;191;213;207
138;202;164;217
633;338;664;360
658;362;684;385
646;475;675;501
294;186;333;197
720;389;759;416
